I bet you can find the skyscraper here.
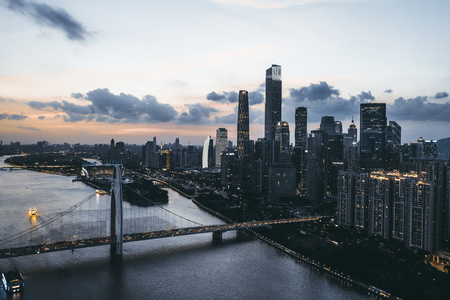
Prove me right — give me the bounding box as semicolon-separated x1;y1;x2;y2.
215;128;228;167
295;107;307;149
320;116;336;135
237;90;249;159
360;103;386;169
348;116;357;143
275;121;290;154
386;121;401;152
265;64;282;141
202;136;212;169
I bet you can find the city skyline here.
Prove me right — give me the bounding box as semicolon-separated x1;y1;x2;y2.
1;0;450;145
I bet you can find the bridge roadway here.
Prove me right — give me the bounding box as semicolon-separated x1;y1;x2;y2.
0;217;322;258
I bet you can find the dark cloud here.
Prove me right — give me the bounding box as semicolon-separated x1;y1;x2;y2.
356;91;375;102
206;91;225;101
206;91;238;103
389;96;450;122
289;82;340;102
435;91;449;99
384;89;393;94
207;90;263;106
27;88;178;124
177;103;218;125
249;91;264;105
18;126;40;131
28;100;61;110
9;114;28;120
0;113;28;120
3;0;90;41
38;115;45;119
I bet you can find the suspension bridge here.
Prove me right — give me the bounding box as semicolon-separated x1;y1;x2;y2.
0;165;320;258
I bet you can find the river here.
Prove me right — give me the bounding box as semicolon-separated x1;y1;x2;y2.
0;156;371;299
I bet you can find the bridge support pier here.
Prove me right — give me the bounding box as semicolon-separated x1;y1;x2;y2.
237;229;246;239
110;165;123;256
212;231;223;242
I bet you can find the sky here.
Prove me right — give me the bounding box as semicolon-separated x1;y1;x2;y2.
1;0;449;146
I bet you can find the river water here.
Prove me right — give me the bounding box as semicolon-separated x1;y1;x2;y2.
0;156;371;300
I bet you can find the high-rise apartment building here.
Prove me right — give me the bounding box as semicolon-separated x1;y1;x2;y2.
360;103;387;169
215;128;228;167
237;90;249;159
295;107;307;149
264;64;282;141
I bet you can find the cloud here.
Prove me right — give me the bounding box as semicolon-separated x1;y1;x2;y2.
71;92;84;99
384;89;393;94
38;115;45;119
289;81;340;102
206;91;238;103
28;100;61;110
434;91;449;99
356;91;375;102
176;103;218;125
206;91;226;101
207;90;263;106
3;0;90;41
249;91;264;105
0;113;28;120
389;96;450;122
27;88;178;124
18;126;40;131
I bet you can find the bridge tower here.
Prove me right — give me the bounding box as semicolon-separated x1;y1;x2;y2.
110;164;123;256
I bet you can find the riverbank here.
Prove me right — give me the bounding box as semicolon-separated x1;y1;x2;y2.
189;196;398;299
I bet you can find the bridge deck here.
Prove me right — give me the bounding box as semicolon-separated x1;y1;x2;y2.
0;217;321;258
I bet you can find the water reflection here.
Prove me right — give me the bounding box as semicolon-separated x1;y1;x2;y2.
29;215;37;227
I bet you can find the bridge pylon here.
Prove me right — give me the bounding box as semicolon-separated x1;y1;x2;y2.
110;164;123;256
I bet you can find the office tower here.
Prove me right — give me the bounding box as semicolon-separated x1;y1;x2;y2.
360;103;387;169
175;136;180;150
237;90;249;159
335;121;342;135
423;140;438;158
320;116;336;135
307;130;326;205
275;121;290;154
268;163;296;202
295;107;307;148
215;128;228;167
348;116;357;143
144;141;153;168
264;64;282;141
202;136;212;169
386;121;401;152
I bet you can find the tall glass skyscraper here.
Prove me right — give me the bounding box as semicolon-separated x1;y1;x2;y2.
295;107;307;149
264;64;282;141
237;90;249;159
275;121;290;154
360;103;386;169
215;128;228;167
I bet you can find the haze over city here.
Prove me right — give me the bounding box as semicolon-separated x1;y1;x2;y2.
1;0;449;145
